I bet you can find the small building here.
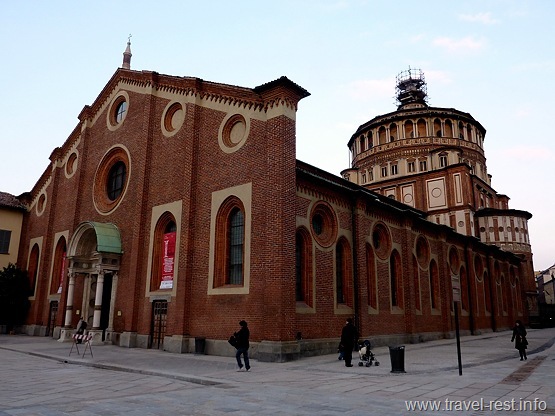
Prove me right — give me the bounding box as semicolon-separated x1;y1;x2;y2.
0;191;26;270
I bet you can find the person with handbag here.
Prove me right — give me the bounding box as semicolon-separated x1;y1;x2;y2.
511;319;528;361
234;320;250;371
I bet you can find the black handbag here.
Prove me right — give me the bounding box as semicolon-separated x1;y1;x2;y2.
228;335;237;348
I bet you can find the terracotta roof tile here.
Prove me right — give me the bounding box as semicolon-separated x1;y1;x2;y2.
0;191;26;210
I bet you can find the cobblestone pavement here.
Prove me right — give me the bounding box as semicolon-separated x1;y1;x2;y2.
1;327;554;415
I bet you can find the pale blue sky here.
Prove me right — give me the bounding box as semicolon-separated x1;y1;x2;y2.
1;0;553;270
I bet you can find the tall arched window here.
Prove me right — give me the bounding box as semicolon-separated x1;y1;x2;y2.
378;126;387;145
460;266;468;312
417;119;427;137
296;227;313;307
390;123;398;141
484;271;492;313
51;237;67;295
214;196;246;287
336;238;353;307
445;119;453;137
404;120;414;138
151;212;177;291
390;250;403;308
228;208;244;285
412;256;421;312
28;243;40;296
434;118;442;137
429;259;440;310
366;243;377;309
501;275;508;314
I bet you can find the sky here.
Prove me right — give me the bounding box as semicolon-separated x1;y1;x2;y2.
1;1;553;270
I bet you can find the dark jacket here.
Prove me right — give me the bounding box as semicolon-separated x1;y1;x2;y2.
234;325;250;349
76;319;87;334
511;324;528;350
340;321;358;350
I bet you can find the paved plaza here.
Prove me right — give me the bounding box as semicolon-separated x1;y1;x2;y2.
1;327;554;415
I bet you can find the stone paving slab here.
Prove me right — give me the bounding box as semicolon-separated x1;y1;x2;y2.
1;328;555;415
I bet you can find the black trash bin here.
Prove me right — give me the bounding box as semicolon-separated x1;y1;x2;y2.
195;337;206;354
389;345;406;373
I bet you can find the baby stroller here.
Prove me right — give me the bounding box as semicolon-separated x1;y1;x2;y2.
358;340;379;367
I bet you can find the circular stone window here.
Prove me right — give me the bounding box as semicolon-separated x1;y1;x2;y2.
415;236;430;268
448;246;460;274
65;152;78;178
310;201;337;247
162;102;185;137
93;146;130;214
372;222;392;260
218;113;250;153
107;92;130;131
36;193;47;216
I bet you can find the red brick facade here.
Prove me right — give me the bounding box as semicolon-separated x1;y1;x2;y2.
14;67;534;362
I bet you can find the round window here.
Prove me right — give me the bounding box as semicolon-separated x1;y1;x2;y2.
219;113;250;153
93;147;130;214
372;223;392;260
310;201;337;247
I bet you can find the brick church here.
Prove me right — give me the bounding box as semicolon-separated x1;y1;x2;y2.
9;43;535;361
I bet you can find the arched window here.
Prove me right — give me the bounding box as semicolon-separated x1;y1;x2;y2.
466;124;473;142
460;266;468;312
366;243;377;309
484;271;492;313
390;123;398;141
412;256;421;312
417;119;427;137
404;120;414;138
429;259;440;310
214;197;245;287
378;126;387;145
445;119;453;137
390;250;403;308
28;243;40;296
434;118;442;137
336;238;353;307
501;275;508;314
295;228;313;307
228;209;244;284
360;135;366;152
51;237;67;295
151;212;177;291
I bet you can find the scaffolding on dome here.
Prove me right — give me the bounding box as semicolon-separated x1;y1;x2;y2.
395;67;428;107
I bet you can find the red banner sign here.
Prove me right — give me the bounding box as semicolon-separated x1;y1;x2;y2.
160;231;176;289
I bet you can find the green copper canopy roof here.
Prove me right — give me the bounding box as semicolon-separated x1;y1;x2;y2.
91;222;122;254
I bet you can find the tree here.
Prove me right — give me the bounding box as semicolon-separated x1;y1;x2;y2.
0;263;31;332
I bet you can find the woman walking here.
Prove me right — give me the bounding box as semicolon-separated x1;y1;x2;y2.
511;319;528;361
234;320;250;371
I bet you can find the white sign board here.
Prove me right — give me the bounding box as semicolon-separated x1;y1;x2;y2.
451;274;461;302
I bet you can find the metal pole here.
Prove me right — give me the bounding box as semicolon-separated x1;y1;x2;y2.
454;301;462;375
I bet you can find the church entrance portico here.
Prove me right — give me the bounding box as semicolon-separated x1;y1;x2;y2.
59;222;122;344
